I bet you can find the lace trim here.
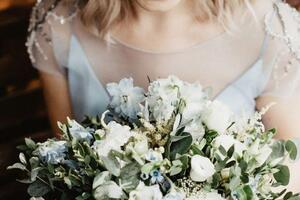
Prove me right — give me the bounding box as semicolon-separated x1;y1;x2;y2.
26;0;78;64
264;2;300;89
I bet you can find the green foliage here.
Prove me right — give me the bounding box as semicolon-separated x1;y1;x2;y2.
274;165;290;186
27;180;52;197
285;140;298;161
166;131;193;160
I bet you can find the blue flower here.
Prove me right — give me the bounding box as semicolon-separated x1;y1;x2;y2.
150;170;164;184
68;119;94;143
35;141;68;165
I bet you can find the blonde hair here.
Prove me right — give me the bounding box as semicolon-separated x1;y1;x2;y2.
72;0;255;38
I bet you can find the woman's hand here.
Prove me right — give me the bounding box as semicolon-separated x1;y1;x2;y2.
39;71;73;138
256;95;300;192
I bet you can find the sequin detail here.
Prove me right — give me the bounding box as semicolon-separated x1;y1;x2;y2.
26;0;78;63
265;2;300;89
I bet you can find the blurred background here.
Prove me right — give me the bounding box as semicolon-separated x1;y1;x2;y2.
0;0;299;199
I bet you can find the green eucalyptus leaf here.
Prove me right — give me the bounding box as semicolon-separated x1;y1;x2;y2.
64;177;72;189
19;153;27;165
219;146;227;156
233;185;253;200
190;144;204;156
168;132;192;160
119;162;140;192
101;153;121;177
25;138;37;149
284;192;293;200
75;192;92;200
27;180;51;197
31;167;42;182
227;145;235;158
7;163;27;171
288;197;300;200
270;141;285;159
17;178;34;184
285;140;298;161
29;157;40;169
274;165;290;186
226;160;236;168
93;171;111;190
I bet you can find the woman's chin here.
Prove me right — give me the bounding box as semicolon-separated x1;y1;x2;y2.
135;0;184;12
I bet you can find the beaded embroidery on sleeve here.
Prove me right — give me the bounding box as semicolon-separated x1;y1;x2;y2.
264;2;300;90
26;0;78;64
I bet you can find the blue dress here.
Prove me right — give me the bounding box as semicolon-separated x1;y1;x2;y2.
26;1;300;121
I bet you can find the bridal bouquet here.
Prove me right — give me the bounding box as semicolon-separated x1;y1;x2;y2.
8;76;300;200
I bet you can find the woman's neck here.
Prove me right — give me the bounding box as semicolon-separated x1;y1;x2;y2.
111;1;224;53
131;0;196;35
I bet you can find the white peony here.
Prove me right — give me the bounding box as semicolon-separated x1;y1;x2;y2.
180;82;205;103
150;99;176;122
190;155;215;182
213;135;246;157
180;82;206;121
202;101;233;134
107;78;145;119
92;122;134;157
129;182;163;200
184;118;205;141
147;76;183;122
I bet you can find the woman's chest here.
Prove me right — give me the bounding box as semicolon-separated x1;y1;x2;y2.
86;42;261;97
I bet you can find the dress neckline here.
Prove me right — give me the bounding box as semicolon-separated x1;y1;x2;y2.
108;31;228;55
70;34;266;100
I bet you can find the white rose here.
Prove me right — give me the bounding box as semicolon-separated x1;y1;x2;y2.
129;182;162;200
213;135;246;157
202;101;233;134
127;134;150;164
190;155;215;182
92;122;134;157
93;181;124;200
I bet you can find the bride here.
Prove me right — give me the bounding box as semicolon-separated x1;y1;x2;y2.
27;0;300;192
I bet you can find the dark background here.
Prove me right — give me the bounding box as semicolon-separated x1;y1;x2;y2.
0;0;299;199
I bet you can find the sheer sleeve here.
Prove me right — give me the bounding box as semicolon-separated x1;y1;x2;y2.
260;1;300;98
26;0;78;77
